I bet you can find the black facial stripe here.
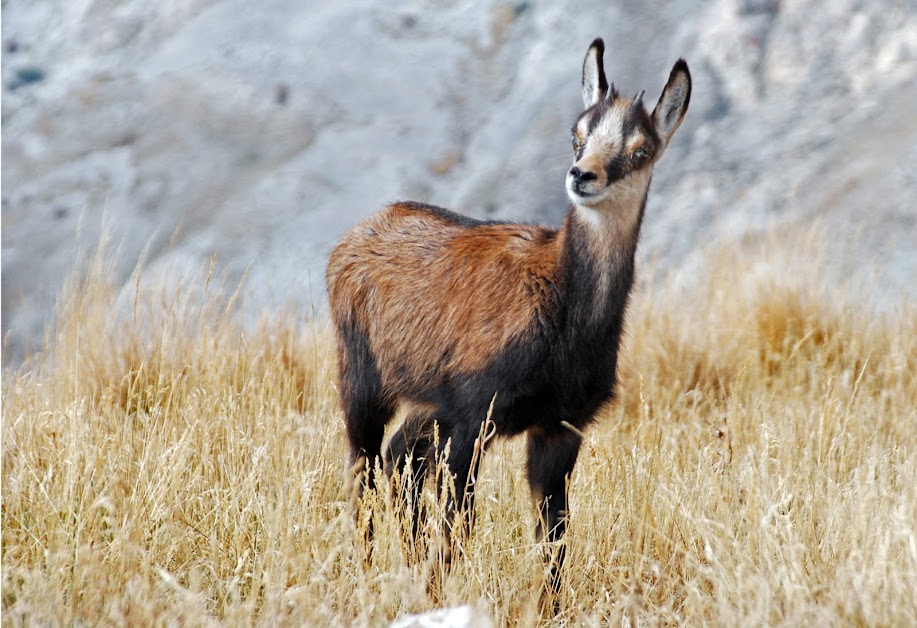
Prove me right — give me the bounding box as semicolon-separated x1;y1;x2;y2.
604;153;627;185
586;106;604;135
623;103;642;130
621;105;652;142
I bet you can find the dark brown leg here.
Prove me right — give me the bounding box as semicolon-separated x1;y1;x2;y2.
384;409;436;563
335;320;394;558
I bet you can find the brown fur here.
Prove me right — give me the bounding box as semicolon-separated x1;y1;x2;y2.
327;202;563;385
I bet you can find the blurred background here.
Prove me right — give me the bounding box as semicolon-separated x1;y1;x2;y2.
2;0;915;365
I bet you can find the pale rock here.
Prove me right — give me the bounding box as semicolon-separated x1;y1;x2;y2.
2;0;915;364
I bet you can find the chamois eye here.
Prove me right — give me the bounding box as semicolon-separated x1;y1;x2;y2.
633;148;649;163
572;137;584;153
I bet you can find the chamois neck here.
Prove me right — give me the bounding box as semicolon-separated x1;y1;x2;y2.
556;177;651;325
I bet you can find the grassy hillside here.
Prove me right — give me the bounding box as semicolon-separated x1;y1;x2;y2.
3;237;916;625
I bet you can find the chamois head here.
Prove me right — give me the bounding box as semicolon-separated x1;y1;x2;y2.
567;38;692;208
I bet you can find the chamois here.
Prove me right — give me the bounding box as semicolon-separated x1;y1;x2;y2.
327;38;691;592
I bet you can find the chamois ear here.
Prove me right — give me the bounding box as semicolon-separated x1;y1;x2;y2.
652;59;691;146
581;38;608;108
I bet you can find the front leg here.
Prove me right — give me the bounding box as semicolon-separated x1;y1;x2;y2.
526;430;581;599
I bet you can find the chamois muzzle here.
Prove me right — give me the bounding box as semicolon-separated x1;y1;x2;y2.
568;166;598;194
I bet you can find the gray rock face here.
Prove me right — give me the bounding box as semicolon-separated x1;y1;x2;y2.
3;0;916;363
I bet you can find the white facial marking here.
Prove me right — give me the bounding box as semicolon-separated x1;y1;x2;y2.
566;102;634;206
576;118;590;140
573;203;604;228
591;105;626;151
626;132;646;151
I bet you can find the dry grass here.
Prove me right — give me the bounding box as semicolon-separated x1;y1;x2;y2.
3;237;916;626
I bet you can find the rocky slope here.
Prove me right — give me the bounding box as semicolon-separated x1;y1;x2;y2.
3;0;915;363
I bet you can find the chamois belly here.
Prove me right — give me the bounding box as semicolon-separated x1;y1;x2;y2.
497;365;619;437
397;329;621;438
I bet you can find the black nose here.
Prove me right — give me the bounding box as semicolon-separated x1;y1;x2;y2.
569;166;597;184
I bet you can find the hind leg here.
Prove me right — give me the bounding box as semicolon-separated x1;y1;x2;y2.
434;416;490;562
407;412;490;601
344;398;392;498
384;406;436;563
334;320;395;547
